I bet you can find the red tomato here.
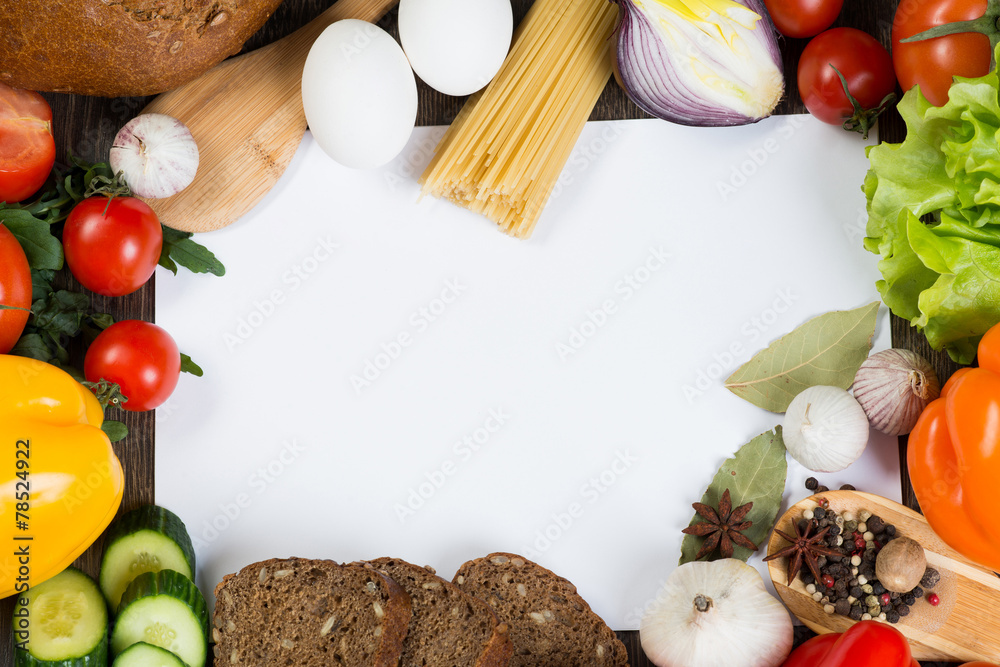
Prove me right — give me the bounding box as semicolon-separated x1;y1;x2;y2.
763;0;843;38
0;224;31;353
84;320;180;412
0;83;55;203
63;196;163;297
892;0;990;107
797;28;897;135
781;621;915;667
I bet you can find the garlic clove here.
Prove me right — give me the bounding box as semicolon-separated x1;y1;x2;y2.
110;113;199;199
782;385;869;473
853;348;940;436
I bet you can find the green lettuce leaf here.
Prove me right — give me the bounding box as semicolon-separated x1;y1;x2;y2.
864;44;1000;363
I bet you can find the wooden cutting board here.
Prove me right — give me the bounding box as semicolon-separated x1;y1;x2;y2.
767;490;1000;662
141;0;399;233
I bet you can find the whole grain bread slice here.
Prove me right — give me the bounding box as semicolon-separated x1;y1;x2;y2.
212;558;411;666
366;557;512;667
452;553;628;667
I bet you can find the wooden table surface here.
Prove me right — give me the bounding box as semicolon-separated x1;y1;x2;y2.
1;0;965;665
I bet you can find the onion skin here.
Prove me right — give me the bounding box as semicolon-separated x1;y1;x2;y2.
610;0;784;126
854;349;940;436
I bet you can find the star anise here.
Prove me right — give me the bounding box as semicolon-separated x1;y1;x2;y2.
681;488;759;559
763;519;842;584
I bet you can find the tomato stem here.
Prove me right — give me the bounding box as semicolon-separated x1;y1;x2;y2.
829;65;896;140
82;378;130;410
900;1;1000;68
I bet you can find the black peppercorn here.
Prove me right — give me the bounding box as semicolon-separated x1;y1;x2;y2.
885;525;896;536
897;604;910;617
871;581;886;596
798;518;811;533
813;507;826;520
911;586;924;598
828;525;841;536
816;485;829;493
801;571;815;585
849;605;864;621
920;567;941;588
867;516;885;534
805;477;819;490
902;593;916;606
840;484;856;491
835;599;852;616
850;586;863;599
886;610;901;623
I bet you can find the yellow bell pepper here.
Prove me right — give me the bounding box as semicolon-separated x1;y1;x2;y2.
0;354;124;598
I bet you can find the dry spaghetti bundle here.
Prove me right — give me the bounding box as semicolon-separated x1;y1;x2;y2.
419;0;618;239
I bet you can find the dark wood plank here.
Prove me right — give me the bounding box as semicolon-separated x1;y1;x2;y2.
0;1;968;665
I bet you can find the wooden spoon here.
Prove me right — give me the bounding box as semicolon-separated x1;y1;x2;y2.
766;490;1000;662
141;0;400;233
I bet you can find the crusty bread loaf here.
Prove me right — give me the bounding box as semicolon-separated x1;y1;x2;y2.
0;0;284;97
453;553;628;667
366;557;513;667
212;558;411;666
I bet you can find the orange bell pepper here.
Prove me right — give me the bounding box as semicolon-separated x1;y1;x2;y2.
908;322;1000;571
0;355;124;598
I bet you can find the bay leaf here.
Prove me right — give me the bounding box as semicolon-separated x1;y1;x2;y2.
679;427;787;565
724;301;879;413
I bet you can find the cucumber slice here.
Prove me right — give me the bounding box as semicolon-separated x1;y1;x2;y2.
112;642;188;667
100;505;195;612
111;570;208;667
13;567;108;667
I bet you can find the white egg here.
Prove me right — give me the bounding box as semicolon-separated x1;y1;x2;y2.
301;20;418;169
398;0;513;97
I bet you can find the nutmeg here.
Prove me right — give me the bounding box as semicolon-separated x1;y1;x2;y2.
875;536;927;593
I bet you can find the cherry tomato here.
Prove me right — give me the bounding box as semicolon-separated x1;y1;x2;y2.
62;196;163;297
797;28;897;136
0;224;31;353
0;83;55;203
892;0;990;107
84;320;180;412
763;0;843;38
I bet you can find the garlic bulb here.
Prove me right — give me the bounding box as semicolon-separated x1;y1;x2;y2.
783;385;869;473
110;113;199;199
640;559;793;667
854;349;940;436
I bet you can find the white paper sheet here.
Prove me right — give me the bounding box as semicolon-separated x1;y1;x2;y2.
155;115;898;630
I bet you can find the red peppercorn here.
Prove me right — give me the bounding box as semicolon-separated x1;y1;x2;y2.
854;537;866;551
818;497;829;509
928;593;940;606
880;593;891;607
822;574;835;589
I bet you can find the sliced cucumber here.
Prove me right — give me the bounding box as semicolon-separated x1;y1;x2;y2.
112;642;188;667
111;570;208;667
13;567;108;667
100;505;195;612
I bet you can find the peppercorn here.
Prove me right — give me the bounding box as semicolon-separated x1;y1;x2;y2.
798;518;811;533
880;592;891;607
928;593;940;606
844;520;858;533
816;556;828;570
921;567;941;589
813;507;826;520
801;571;815;586
821;574;835;589
816;485;829;493
828;525;841;536
911;586;924;598
871;581;886;596
805;477;819;490
867;515;885;534
886;609;901;623
902;593;916;606
885;525;896;536
834;598;851;616
840;484;856;491
850;585;863;599
849;605;864;621
897;604;910;617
